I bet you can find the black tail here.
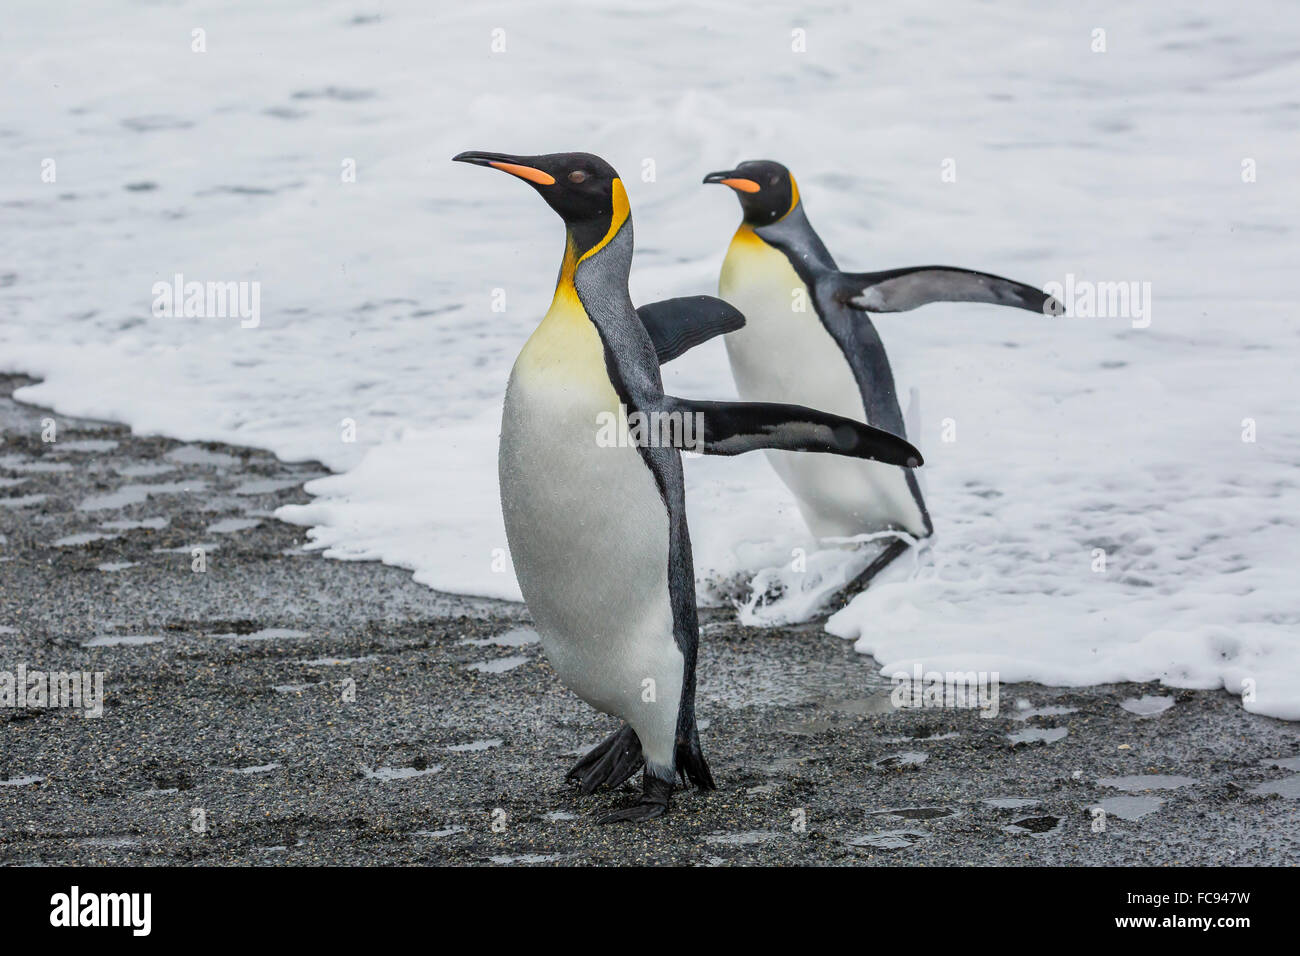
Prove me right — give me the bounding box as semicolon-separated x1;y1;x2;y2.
676;725;716;791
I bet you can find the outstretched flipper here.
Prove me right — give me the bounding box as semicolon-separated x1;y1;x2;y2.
636;295;746;364
834;266;1063;316
661;396;923;467
566;723;644;794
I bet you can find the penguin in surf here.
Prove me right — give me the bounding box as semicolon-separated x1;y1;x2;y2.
705;159;1061;590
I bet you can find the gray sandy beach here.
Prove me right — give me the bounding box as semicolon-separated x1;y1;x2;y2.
1;372;1297;866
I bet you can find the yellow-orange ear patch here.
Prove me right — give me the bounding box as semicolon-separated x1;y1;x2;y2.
721;178;761;193
578;178;630;263
489;161;556;185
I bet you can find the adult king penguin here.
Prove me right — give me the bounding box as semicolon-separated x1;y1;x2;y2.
452;150;924;822
704;160;1061;586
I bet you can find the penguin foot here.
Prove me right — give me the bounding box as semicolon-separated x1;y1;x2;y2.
566;723;644;795
597;774;672;825
840;537;913;607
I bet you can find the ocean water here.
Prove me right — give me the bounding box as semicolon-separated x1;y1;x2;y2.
2;1;1298;716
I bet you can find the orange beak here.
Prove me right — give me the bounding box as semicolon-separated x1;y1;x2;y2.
487;161;555;186
452;151;556;186
704;170;761;193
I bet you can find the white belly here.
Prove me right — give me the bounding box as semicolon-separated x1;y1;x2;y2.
720;232;927;539
499;306;683;769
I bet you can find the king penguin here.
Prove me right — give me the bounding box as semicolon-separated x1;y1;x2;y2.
704;160;1062;587
452;150;924;822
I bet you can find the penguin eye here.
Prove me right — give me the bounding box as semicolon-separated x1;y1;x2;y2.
769;175;780;186
568;170;588;184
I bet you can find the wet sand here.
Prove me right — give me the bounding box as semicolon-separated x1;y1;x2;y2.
1;372;1297;865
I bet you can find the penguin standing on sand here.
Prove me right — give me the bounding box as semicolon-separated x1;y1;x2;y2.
704;160;1061;586
452;150;924;822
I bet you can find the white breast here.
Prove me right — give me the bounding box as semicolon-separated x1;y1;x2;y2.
720;230;928;539
499;299;683;770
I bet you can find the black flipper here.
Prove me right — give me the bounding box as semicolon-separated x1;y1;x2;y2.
598;774;673;825
565;723;644;794
636;295;746;364
834;266;1063;316
661;396;923;467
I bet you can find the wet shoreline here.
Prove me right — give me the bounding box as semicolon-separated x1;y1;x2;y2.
1;372;1297;865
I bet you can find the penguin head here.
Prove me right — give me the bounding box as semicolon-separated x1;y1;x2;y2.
453;150;627;255
703;160;800;226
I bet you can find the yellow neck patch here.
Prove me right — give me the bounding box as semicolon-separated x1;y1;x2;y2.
578;178;630;264
551;232;582;312
549;177;630;310
786;174;800;217
518;183;631;394
721;222;780;295
728;222;765;251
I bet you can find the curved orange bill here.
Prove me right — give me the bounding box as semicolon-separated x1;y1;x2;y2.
488;161;555;185
704;170;762;193
452;151;557;186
